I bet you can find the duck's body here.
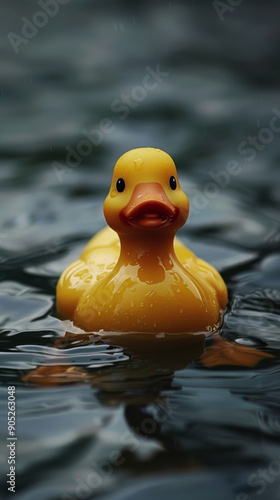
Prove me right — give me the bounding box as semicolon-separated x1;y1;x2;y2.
57;148;227;334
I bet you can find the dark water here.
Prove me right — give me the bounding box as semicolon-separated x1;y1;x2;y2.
1;1;280;499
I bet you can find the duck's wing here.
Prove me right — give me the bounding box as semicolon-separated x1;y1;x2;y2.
80;226;120;277
56;227;120;321
174;237;228;310
81;226;120;259
174;236;197;265
56;258;95;320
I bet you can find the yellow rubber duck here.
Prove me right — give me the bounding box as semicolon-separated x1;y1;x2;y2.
56;147;228;334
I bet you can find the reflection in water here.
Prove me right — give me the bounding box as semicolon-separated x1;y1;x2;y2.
22;329;274;387
22;330;206;385
18;329;276;500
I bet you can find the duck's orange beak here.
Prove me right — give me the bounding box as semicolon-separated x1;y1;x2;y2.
121;182;178;229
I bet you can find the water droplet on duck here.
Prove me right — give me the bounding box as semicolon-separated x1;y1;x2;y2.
107;262;115;270
130;301;134;308
133;158;143;170
111;189;118;198
174;273;181;284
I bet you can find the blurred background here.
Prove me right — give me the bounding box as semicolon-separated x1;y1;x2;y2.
1;0;280;257
1;1;280;500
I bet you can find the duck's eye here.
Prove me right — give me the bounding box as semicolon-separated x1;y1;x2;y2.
116;178;125;192
169;176;177;190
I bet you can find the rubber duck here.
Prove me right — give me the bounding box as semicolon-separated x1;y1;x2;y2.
56;147;228;334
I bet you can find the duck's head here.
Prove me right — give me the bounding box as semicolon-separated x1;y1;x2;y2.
104;148;189;236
